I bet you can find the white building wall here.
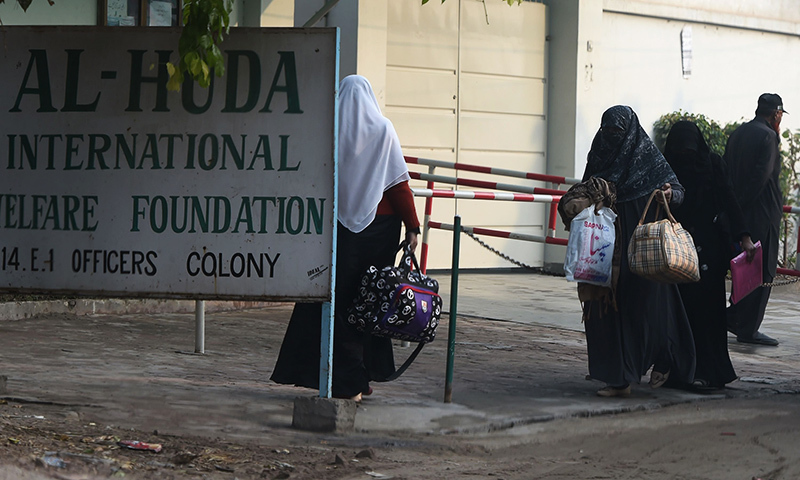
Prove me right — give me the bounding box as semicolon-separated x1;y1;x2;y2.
574;0;800;177
544;0;800;271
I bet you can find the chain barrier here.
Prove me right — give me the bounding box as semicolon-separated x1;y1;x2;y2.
462;227;800;287
461;228;540;270
722;274;799;288
761;275;800;287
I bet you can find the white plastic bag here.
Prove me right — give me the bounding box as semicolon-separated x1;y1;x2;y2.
563;205;616;287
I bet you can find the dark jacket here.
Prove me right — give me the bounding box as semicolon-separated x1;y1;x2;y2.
723;117;783;279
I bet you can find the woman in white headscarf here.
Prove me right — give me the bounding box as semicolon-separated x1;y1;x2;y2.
271;75;420;402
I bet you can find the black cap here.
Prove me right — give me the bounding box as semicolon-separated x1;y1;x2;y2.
758;93;788;114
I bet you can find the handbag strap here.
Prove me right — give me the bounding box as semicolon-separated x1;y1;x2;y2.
397;241;425;274
383;342;425;382
637;189;679;226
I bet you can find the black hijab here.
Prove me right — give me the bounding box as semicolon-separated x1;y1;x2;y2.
663;120;713;182
663;120;726;213
583;105;679;202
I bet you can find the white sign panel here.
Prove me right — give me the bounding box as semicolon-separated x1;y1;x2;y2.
0;27;338;301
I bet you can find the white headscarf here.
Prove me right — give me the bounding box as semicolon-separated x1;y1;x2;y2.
337;75;410;233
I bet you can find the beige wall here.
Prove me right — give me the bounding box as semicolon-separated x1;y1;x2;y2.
260;0;294;26
386;0;548;270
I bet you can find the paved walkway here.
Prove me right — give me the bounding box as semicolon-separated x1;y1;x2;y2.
1;272;799;440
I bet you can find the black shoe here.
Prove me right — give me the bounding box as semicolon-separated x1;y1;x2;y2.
737;332;779;346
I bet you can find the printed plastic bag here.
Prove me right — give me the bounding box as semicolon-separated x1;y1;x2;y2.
563;205;616;287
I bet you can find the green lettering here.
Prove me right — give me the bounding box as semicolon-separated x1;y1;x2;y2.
115;134;137;169
198;134;218;170
222;51;261;113
42;195;61;230
19;135;37;170
138;133;162;169
286;196;304;235
62;49;101;112
64;134;84;170
82;195;98;231
247;135;275;170
305;198;325;234
150;196;167;233
259;51;303;114
131;195;149;232
87;134;111;170
277;135;299;171
233;196;255;233
63;195;80;231
10;49;57;113
189;196;210;233
212;196;231;233
170;196;189;233
181;75;214;114
4;195;17;228
126;50;171;112
221;134;245;170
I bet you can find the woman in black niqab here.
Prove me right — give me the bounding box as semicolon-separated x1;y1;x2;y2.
581;106;696;397
664;120;755;389
584;105;681;201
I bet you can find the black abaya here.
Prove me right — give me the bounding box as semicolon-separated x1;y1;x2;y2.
582;107;696;387
270;216;400;397
666;120;745;387
583;196;696;386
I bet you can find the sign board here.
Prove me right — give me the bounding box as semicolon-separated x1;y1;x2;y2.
0;27;339;301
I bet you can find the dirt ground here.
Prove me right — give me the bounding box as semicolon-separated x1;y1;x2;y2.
1;302;799;479
3;393;800;479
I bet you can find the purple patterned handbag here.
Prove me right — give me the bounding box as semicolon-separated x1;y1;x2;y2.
347;246;441;344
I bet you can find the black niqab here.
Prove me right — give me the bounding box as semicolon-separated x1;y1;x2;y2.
664;120;728;215
583;105;679;202
664;120;713;182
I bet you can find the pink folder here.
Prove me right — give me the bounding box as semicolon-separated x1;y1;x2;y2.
730;241;762;305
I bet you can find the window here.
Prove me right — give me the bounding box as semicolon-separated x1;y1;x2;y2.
100;0;181;26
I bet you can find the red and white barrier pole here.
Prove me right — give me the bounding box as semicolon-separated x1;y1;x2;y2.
428;221;568;246
409;171;567;196
405;155;581;185
420;166;436;273
412;189;561;204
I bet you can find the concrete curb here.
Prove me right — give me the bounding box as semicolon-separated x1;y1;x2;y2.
0;299;284;321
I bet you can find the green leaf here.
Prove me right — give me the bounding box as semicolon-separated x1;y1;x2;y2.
169;0;231;92
166;67;183;92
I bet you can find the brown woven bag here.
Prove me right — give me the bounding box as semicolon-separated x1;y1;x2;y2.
627;189;700;283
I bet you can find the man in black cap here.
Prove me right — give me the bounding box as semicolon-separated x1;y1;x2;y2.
725;93;787;346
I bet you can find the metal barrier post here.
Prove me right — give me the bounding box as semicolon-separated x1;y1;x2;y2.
444;215;461;403
194;300;205;354
796;222;800;271
420;165;435;273
548;203;559;237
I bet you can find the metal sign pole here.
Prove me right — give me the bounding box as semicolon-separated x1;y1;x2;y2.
444;215;461;403
319;302;334;398
194;300;205;354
